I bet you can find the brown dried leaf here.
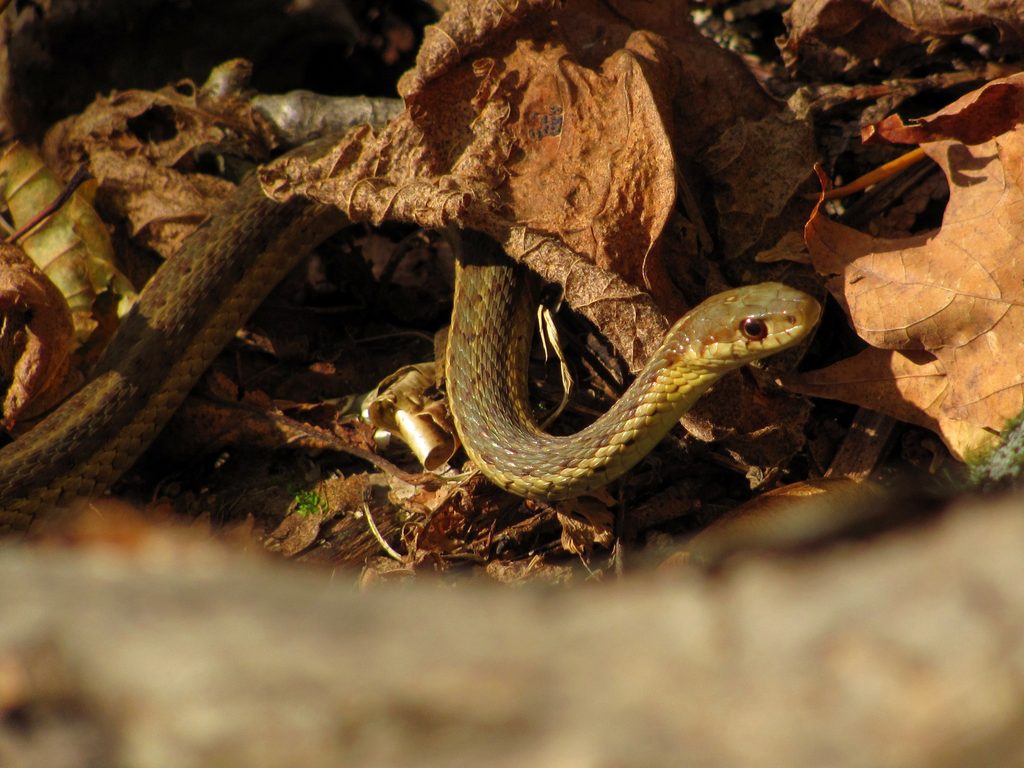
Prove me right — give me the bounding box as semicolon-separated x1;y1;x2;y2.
516;230;668;372
28;497;215;557
703;112;817;264
663;478;888;568
782;0;923;77
0;243;76;428
86;151;236;260
683;376;814;483
799;75;1024;457
260;0;688;366
556;501;614;557
863;76;1024;146
265;495;333;558
268;0;686;277
783;0;1024;77
42;65;269;260
483;555;575;585
497;29;677;288
790;348;994;456
263;0;810;361
161;379;368;462
880;0;1024;37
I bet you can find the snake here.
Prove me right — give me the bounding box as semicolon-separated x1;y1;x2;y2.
0;136;821;533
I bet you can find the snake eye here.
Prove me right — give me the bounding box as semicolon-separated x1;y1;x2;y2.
739;317;768;341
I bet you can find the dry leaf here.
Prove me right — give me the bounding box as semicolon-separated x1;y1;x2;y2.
798;74;1024;458
265;494;333;558
877;0;1024;38
782;0;1024;77
556;500;614;557
42;62;270;260
495;27;677;290
0;142;135;347
782;0;925;77
263;0;813;347
260;0;684;366
791;348;993;456
365;362;456;471
703;112;817;264
0;243;76;428
484;555;575;585
265;0;681;274
662;478;888;568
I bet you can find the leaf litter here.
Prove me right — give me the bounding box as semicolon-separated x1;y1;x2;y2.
4;0;1023;578
0;241;77;427
796;74;1024;459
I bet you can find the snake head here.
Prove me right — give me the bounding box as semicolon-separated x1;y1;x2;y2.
667;282;822;369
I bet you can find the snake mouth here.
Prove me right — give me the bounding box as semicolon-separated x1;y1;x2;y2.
773;291;823;341
798;294;824;329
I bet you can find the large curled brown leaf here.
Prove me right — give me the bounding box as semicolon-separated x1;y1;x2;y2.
495;29;676;287
0;242;76;428
264;0;681;310
263;0;814;361
795;74;1024;458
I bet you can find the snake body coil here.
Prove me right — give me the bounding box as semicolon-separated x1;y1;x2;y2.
0;142;820;534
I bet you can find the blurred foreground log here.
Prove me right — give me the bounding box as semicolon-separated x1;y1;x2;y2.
1;492;1023;768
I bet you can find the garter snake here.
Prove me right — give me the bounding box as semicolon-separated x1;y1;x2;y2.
0;138;820;533
447;231;820;500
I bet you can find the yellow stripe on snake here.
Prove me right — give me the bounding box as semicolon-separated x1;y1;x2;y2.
0;138;820;533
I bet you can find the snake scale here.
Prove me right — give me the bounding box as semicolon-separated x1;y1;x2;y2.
0;136;820;533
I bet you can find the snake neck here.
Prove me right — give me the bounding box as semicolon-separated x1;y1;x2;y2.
446;232;722;501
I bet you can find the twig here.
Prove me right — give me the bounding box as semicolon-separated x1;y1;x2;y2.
363;502;403;561
820;148;927;200
6;165;92;244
